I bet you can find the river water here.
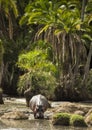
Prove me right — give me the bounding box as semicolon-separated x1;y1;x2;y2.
0;119;92;130
0;98;92;130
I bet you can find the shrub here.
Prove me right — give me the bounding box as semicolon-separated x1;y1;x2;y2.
17;70;56;99
70;114;87;127
17;40;57;99
52;113;71;126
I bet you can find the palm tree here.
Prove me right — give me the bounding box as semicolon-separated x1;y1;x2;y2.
81;0;88;21
20;0;92;100
0;0;18;39
82;0;92;86
0;40;4;86
19;0;88;99
0;40;4;104
0;0;19;96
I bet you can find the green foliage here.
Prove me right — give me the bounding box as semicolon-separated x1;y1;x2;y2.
0;0;18;17
1;0;92;98
17;72;31;93
17;40;57;73
30;40;53;61
17;47;56;74
18;0;92;100
70;114;87;127
17;70;56;98
17;40;57;98
20;0;81;34
52;113;71;125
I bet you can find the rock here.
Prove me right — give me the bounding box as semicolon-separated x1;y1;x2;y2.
28;113;34;120
1;110;28;120
70;114;87;127
52;112;88;127
74;110;85;116
44;110;53;119
52;102;89;116
52;113;71;126
85;109;92;126
53;102;78;113
85;109;92;117
85;114;92;126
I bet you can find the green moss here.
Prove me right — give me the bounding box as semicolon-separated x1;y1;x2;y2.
52;113;71;126
70;114;87;127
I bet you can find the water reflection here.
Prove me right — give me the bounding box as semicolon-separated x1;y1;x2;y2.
0;119;92;130
1;99;92;130
0;120;8;129
0;120;51;130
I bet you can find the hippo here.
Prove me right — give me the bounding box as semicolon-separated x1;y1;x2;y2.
29;94;51;119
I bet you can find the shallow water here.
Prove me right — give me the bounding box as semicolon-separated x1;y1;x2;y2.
0;98;92;130
0;119;92;130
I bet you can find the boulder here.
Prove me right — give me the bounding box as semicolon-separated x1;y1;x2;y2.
74;110;85;116
52;102;89;115
85;109;92;126
1;110;28;120
70;114;87;127
52;113;71;126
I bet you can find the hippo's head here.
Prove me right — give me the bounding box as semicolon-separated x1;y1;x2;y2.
34;105;44;119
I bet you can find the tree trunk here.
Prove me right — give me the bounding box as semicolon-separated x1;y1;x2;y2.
8;12;13;40
81;0;88;22
83;43;92;85
0;89;4;104
0;41;4;86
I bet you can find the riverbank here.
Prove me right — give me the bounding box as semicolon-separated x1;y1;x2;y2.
0;97;92;130
1;97;92;117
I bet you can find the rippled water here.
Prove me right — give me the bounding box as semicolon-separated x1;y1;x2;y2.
0;119;92;130
0;98;92;130
0;120;92;130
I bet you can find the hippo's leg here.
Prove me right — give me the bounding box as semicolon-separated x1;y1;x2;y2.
34;112;37;119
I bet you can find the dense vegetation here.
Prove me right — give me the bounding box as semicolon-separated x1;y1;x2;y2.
0;0;92;101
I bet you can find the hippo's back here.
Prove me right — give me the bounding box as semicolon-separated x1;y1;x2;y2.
29;94;50;111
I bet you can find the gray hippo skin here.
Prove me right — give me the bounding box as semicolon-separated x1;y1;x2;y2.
29;94;50;119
